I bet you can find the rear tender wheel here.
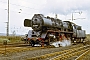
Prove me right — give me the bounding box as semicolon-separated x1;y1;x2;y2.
82;38;86;45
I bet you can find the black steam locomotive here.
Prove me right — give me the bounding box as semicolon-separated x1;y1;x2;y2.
24;14;86;46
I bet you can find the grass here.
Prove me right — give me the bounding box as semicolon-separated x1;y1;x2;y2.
0;38;10;43
86;34;90;40
0;36;23;44
0;34;90;44
85;34;90;45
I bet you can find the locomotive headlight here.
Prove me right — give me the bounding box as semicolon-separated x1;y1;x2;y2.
33;25;38;27
74;41;76;42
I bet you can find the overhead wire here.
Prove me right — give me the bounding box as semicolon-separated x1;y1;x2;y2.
0;8;32;16
0;0;38;10
0;1;38;16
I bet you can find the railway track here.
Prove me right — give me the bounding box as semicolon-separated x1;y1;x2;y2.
0;43;87;60
0;43;44;54
0;43;54;54
27;45;90;60
0;42;28;47
0;46;43;54
51;45;90;60
75;49;90;60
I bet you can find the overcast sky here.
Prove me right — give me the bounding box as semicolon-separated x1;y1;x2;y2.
0;0;90;35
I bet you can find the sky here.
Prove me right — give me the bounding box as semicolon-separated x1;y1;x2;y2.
0;0;90;35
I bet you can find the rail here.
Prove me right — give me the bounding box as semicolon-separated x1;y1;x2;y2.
27;45;90;60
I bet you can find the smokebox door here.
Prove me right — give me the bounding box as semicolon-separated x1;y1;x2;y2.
24;19;32;27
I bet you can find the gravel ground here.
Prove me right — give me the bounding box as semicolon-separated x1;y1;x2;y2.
0;44;84;60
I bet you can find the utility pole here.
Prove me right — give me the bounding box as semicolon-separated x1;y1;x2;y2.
72;13;74;21
7;0;9;36
55;14;57;19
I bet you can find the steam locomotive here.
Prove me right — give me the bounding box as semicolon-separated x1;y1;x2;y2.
24;14;86;47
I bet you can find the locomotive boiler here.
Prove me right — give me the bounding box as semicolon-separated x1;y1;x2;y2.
24;14;63;31
24;14;86;47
